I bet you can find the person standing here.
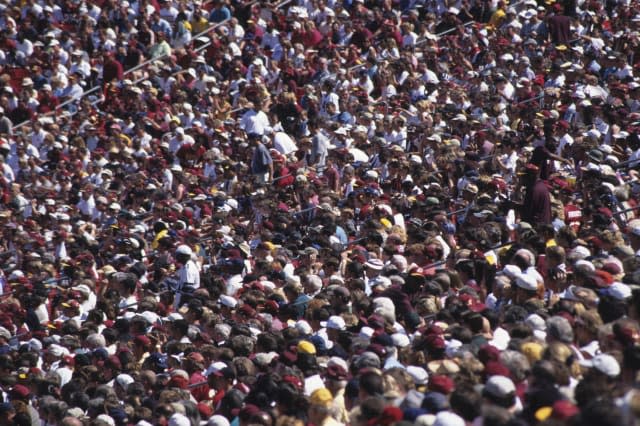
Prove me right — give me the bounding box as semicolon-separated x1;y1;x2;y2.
174;244;200;308
520;164;552;225
547;4;571;45
250;134;273;184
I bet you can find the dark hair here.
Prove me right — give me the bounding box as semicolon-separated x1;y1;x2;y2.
359;371;384;397
450;384;481;421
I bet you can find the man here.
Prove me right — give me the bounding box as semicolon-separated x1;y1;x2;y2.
250;133;273;184
547;4;571;45
309;119;329;172
240;99;271;137
174;244;200;308
209;0;231;23
520;164;551;225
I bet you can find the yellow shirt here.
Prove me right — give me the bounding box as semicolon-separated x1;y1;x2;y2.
489;8;506;28
191;16;209;35
152;229;168;250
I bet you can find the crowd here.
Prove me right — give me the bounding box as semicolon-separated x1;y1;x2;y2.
1;0;640;425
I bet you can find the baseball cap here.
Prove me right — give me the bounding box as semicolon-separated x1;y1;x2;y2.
325;316;346;331
483;375;516;399
310;388;333;407
297;340;316;355
515;273;538;291
579;354;620;377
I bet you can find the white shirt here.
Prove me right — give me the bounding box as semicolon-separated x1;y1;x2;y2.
178;259;200;289
77;196;96;217
273;131;298;156
240;109;271;136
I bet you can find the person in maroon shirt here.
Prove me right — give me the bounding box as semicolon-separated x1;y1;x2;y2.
302;21;324;48
351;20;373;52
547;4;572;45
520;164;552;225
36;85;59;114
102;52;124;86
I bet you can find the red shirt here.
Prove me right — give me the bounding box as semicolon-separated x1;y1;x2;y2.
564;204;582;231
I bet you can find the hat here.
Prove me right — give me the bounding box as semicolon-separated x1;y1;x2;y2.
391;333;410;348
579;354;620;377
370;276;392;289
207;415;231;426
0;327;10;341
483;375;516;399
116;374;135;390
219;295;237;308
365;259;384;270
168;413;191;426
10;384;31;399
587;149;604;163
310;388;333;407
297;340;316;355
428;375;455;395
325;315;346;331
295;320;312;335
546;316;574;344
464;183;479;194
176;245;192;256
406;366;429;385
356;351;381;369
433;412;466;426
515;273;538;291
604;282;631;300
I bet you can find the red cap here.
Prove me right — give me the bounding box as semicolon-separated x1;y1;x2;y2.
168;375;189;389
425;334;446;351
10;384;30;399
478;344;501;364
428;375;455;394
134;335;151;347
594;270;614;286
552;400;579;420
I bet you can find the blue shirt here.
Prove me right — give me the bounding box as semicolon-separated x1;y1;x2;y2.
209;6;231;23
151;18;173;39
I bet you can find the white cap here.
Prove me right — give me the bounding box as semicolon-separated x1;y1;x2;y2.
325;315;346;331
391;333;410;348
168;413;191;426
433;412;466;426
579;354;621;377
295;320;313;335
175;244;193;256
605;282;632;300
515;273;538;291
116;374;135;390
219;295;238;308
406;365;429;385
207;415;231;426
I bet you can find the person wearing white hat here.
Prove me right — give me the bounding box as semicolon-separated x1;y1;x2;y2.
174;244;200;308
